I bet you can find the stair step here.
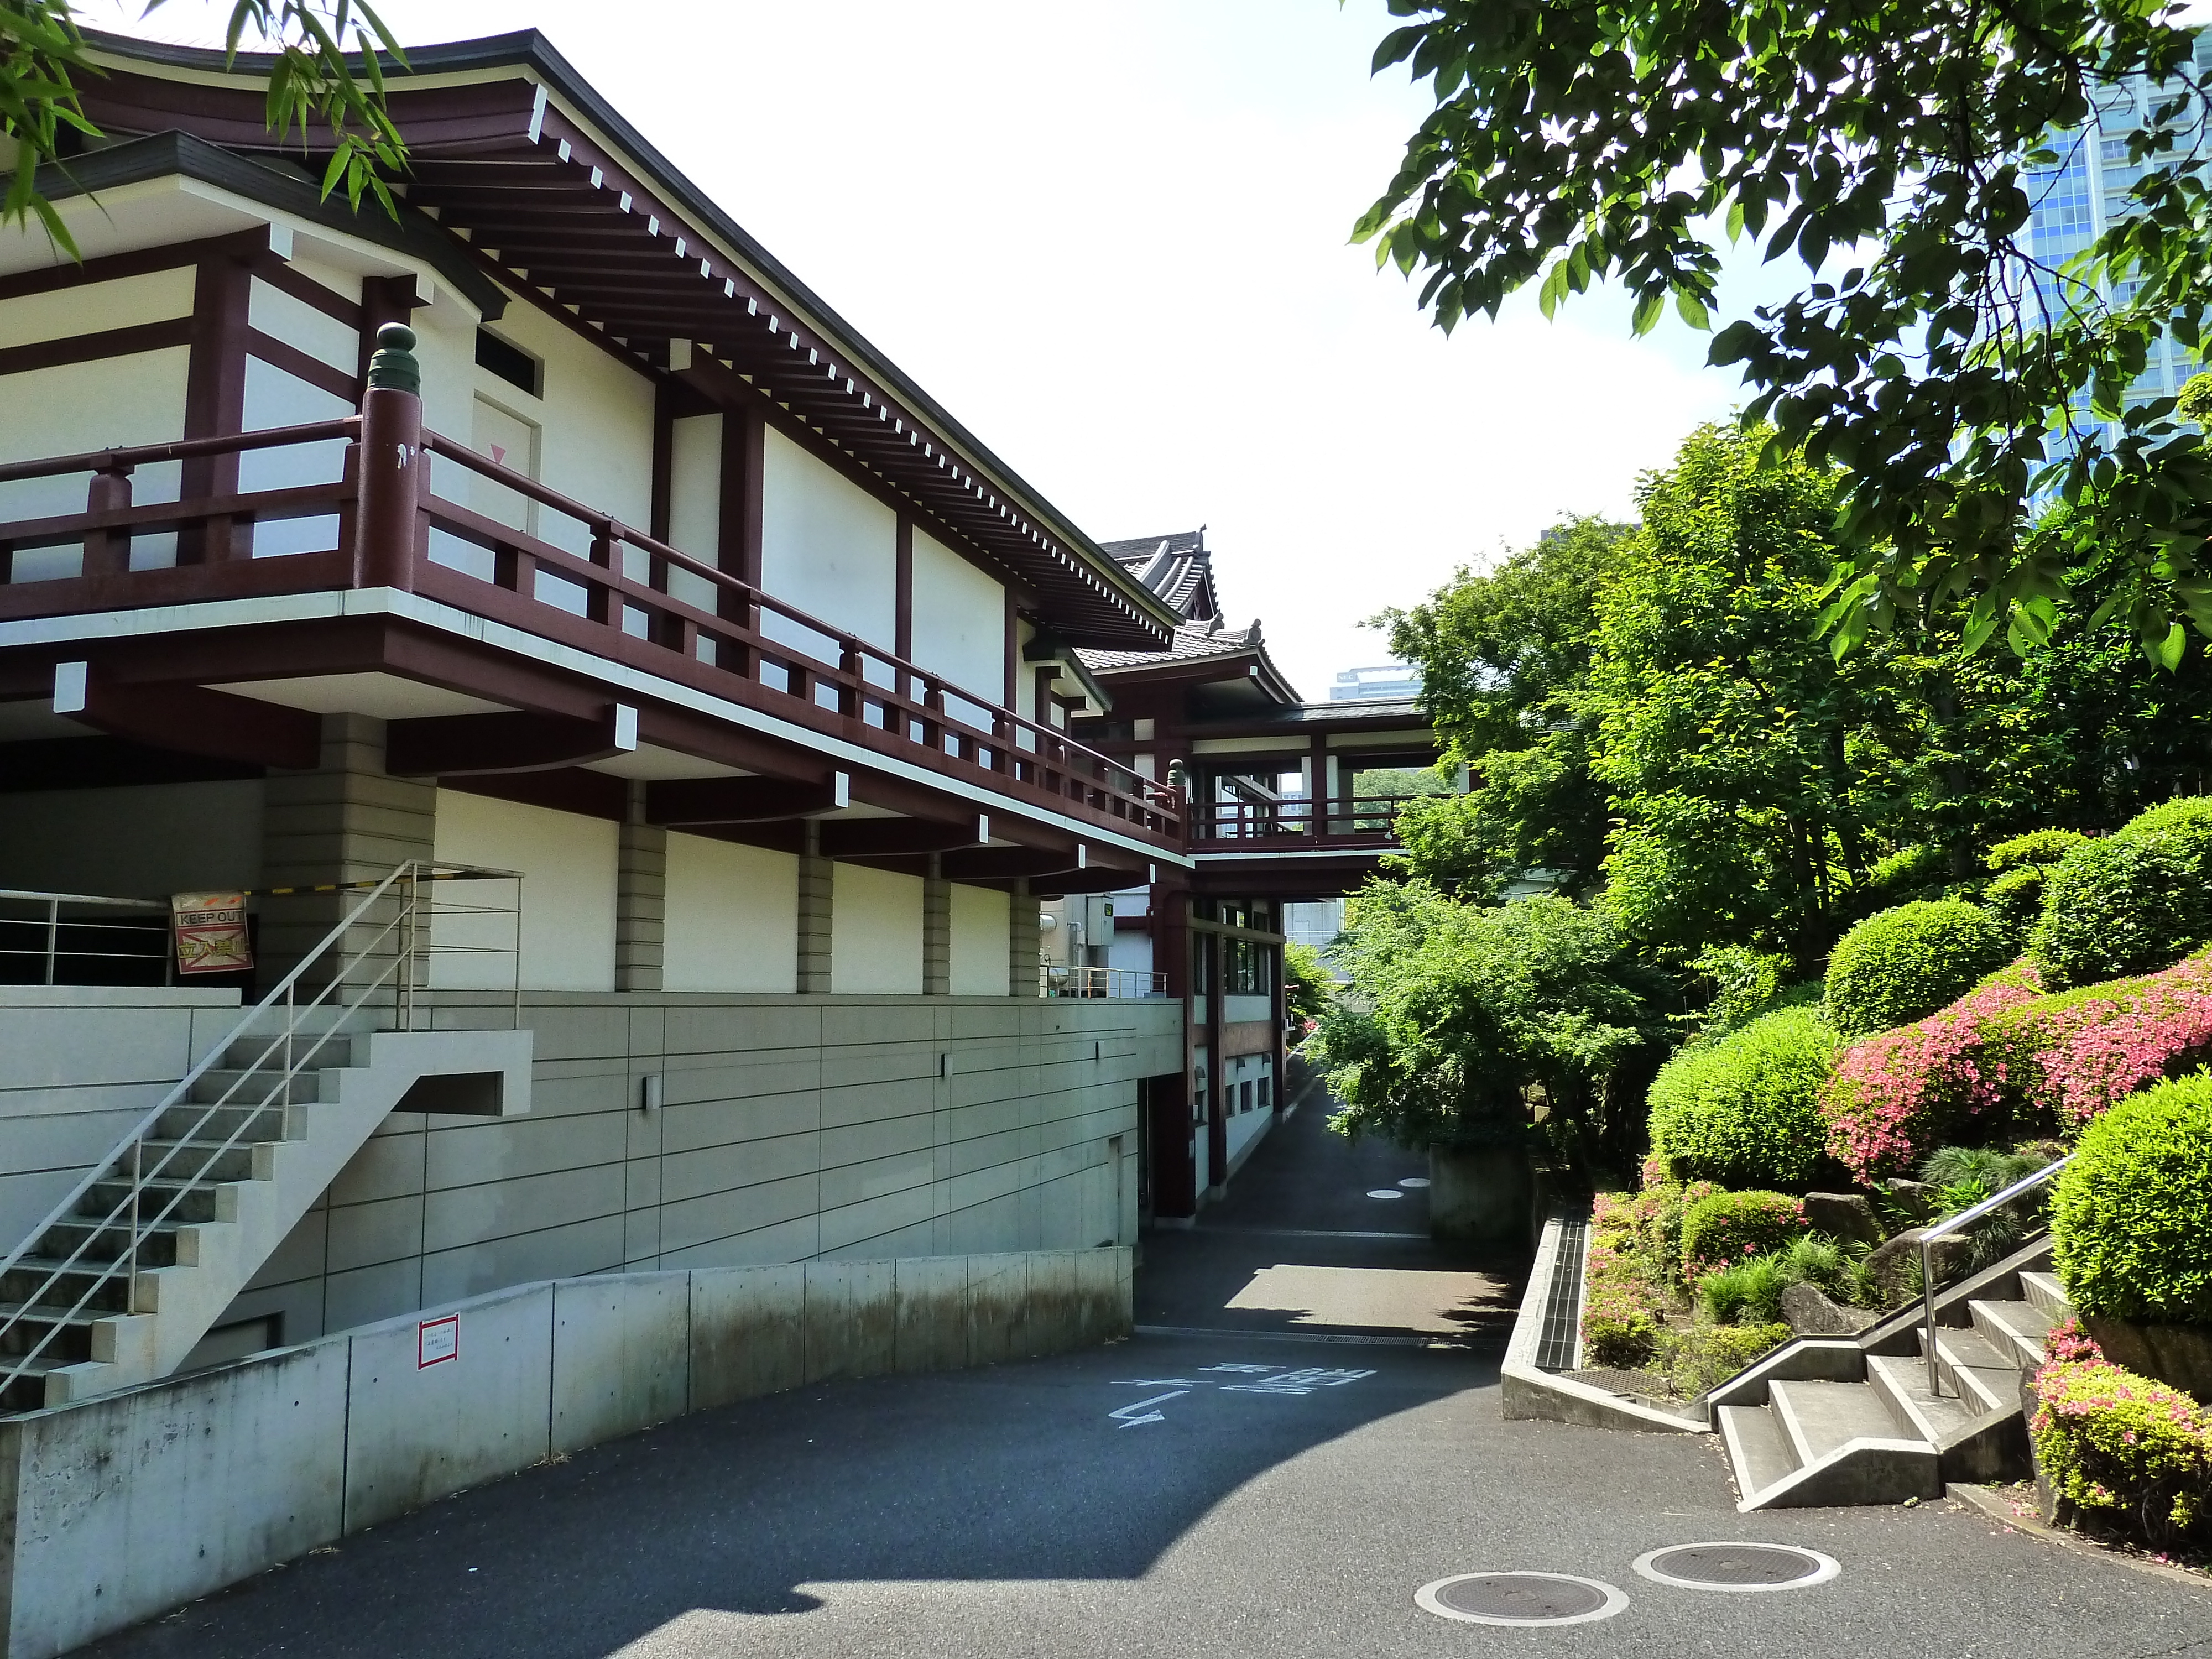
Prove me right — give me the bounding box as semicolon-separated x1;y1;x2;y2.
1867;1353;1979;1443
187;1066;324;1109
1924;1327;2020;1413
36;1218;182;1267
1772;1379;1913;1465
0;1259;132;1311
134;1140;263;1183
155;1102;289;1144
82;1178;229;1226
1971;1298;2054;1369
1719;1404;1797;1498
2018;1271;2075;1321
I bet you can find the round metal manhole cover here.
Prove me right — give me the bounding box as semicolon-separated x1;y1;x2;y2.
1415;1571;1628;1626
1633;1542;1839;1592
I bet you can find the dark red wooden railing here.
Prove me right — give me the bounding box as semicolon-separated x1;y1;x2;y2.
1193;795;1422;847
0;406;1182;844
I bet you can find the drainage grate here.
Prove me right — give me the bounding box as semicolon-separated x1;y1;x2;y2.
1415;1572;1627;1626
1533;1213;1589;1370
1633;1543;1840;1593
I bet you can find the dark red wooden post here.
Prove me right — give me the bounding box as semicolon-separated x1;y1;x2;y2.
354;324;423;593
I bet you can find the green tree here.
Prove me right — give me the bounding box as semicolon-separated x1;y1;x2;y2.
1379;515;1630;893
5;2;406;252
1313;882;1669;1150
1590;425;1893;966
1357;3;2212;665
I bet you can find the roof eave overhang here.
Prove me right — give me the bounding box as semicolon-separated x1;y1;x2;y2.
69;29;1181;651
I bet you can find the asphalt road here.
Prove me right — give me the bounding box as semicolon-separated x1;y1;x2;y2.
79;1089;2212;1659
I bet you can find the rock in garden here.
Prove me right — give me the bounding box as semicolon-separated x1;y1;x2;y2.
1884;1178;1937;1222
1801;1191;1884;1246
1866;1227;1966;1300
1780;1281;1876;1335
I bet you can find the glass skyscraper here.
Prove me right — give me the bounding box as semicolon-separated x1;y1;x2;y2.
2023;31;2212;440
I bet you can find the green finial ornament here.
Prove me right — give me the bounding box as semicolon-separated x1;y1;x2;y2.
367;322;421;395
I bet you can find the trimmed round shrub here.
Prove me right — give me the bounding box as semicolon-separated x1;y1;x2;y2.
1825;899;2010;1037
1679;1189;1806;1284
2052;1073;2212;1325
2032;1324;2212;1546
1870;842;1947;895
1647;1005;1837;1188
1987;828;2091;874
1982;864;2047;944
2033;797;2212;988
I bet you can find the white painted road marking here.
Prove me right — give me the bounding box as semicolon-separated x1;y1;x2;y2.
1109;1390;1188;1427
1105;1363;1376;1425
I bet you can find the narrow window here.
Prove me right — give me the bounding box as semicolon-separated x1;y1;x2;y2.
475;328;542;398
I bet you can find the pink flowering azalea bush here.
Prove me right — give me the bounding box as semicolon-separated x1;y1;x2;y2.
1581;1199;1664;1366
1819;951;2212;1182
1817;962;2042;1181
2031;1319;2212;1547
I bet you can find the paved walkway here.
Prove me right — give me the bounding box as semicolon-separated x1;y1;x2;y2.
81;1088;2211;1658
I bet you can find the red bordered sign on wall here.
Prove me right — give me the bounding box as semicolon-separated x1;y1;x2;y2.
418;1314;460;1369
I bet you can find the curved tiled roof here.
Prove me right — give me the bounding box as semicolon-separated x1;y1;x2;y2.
1099;528;1220;624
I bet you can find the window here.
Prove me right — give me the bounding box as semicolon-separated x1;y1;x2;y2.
1258;1076;1271;1110
475;328;542;398
1240;1080;1254;1115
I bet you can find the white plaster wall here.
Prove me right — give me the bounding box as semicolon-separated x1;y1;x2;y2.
664;412;722;615
0;349;190;535
830;863;923;994
412;304;478;447
431;791;617;992
238;358;352;556
662;833;798;993
760;425;896;650
948;882;1010;995
477;301;655;544
0;781;264;896
0;267;192;351
909;526;1005;704
284;253;365;310
1013;617;1039;728
246;276;357;373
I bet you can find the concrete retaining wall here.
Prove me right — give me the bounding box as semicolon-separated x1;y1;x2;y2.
0;1245;1130;1659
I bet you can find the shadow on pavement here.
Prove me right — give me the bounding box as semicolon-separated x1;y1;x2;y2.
77;1337;1498;1658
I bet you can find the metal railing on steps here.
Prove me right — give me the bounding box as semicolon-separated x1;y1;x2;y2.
1919;1153;2072;1396
0;862;519;1405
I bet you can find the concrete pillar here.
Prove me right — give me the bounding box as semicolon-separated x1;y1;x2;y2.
797;821;833;994
1009;877;1039;997
258;713;434;988
616;781;666;993
922;856;951;995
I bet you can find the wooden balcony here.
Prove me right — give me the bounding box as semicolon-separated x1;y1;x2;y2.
1191;795;1420;850
0;404;1185;853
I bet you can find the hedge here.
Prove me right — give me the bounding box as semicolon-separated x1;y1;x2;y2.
1824;899;2011;1038
1646;1005;1837;1189
1679;1189;1806;1285
1986;828;2091;873
2034;797;2212;988
2052;1074;2212;1326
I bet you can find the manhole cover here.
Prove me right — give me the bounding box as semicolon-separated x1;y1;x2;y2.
1633;1543;1839;1592
1415;1572;1627;1626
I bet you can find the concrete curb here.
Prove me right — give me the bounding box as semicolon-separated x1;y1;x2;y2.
1500;1212;1707;1434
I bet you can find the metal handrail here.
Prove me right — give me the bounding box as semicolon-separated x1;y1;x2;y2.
0;862;518;1405
0;888;172;987
1919;1154;2072;1395
1041;964;1168;999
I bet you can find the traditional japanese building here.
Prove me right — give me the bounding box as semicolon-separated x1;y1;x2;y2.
0;29;1197;1407
1068;530;1444;1222
0;32;1446;1411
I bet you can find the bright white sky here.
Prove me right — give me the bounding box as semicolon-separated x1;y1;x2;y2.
97;0;1764;698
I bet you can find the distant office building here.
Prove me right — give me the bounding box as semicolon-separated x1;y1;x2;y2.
2026;32;2212;441
1329;664;1422;703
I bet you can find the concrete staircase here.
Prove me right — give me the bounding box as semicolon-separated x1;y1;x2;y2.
0;1016;530;1414
1713;1241;2071;1511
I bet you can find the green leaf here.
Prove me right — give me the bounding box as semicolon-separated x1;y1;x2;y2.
1675;290;1712;331
1631;290;1665;337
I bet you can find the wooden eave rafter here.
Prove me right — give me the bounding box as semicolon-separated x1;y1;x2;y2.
67;39;1178;652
